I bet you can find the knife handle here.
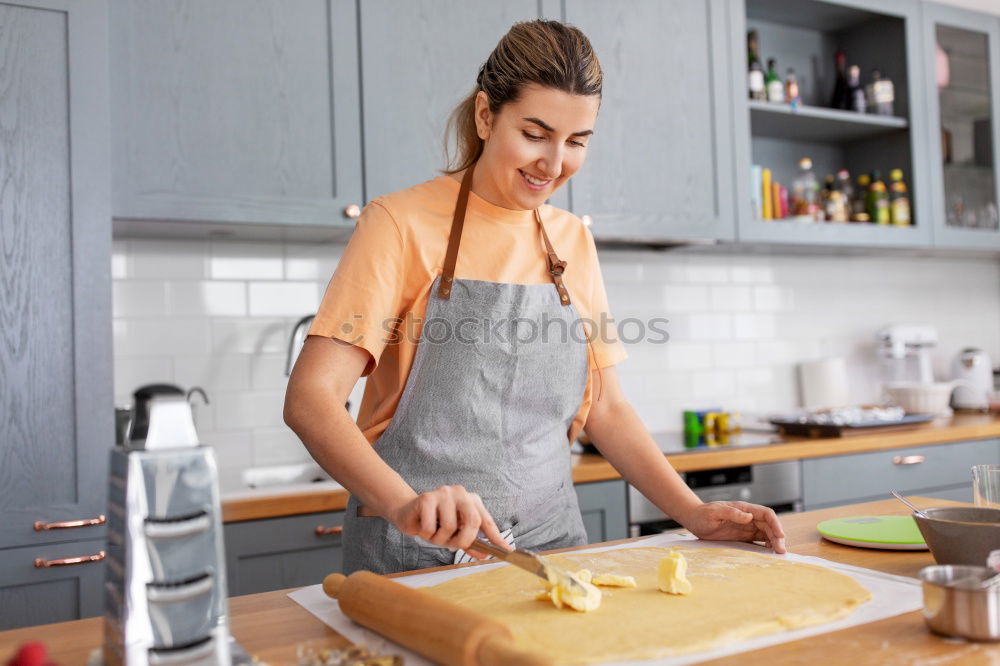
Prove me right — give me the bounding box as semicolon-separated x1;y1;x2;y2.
414;535;511;559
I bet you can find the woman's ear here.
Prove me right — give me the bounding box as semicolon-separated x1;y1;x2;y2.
473;90;493;140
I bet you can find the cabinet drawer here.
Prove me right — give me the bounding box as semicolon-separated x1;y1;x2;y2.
0;538;107;630
802;438;1000;508
224;511;345;597
574;480;629;544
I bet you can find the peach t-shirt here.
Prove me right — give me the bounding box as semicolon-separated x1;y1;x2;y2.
308;174;627;446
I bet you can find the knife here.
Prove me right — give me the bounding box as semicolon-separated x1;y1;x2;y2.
456;538;592;596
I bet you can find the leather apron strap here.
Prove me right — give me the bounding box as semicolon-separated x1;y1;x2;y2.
438;162;572;306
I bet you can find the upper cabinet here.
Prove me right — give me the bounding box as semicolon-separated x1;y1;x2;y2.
923;3;1000;250
732;0;934;248
564;0;737;243
110;0;363;234
358;0;568;210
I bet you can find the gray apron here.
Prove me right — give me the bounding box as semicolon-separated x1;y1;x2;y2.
342;163;589;575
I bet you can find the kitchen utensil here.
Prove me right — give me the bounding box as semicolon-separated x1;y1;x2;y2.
769;410;932;438
913;507;1000;566
973;464;1000;508
920;565;1000;641
105;393;233;665
952;348;993;410
891;490;930;518
322;571;553;666
817;516;928;550
465;538;592;596
883;381;959;416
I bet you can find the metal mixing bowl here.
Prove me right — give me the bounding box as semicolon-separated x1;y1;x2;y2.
920;565;1000;641
912;507;1000;566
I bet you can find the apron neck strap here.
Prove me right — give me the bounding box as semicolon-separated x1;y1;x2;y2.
438;161;571;306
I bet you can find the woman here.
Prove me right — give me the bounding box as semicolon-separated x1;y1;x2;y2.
284;20;786;575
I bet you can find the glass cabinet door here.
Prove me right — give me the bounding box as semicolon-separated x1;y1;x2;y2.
925;4;1000;248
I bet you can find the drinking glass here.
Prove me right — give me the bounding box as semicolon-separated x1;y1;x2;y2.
972;464;1000;508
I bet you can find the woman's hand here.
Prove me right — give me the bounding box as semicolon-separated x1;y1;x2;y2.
677;501;787;554
389;485;513;558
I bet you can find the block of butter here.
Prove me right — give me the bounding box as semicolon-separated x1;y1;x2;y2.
658;550;692;595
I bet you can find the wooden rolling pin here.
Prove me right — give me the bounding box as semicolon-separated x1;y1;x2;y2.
323;571;553;666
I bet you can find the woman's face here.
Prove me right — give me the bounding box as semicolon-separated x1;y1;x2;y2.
474;83;599;211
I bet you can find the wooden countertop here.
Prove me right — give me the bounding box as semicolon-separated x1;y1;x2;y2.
2;496;994;665
221;413;1000;522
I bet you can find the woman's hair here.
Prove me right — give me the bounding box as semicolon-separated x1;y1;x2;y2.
443;20;602;173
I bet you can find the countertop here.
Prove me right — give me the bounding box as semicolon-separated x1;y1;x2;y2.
2;496;994;665
221;413;1000;522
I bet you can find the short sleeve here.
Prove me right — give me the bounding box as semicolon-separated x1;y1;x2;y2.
584;227;628;370
308;201;405;377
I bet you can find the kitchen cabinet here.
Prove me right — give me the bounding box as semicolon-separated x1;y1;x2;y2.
0;0;113;630
923;3;1000;250
358;0;568;211
574;480;629;544
733;0;935;249
224;511;345;597
0;540;107;631
801;437;1000;510
109;0;363;235
563;0;737;243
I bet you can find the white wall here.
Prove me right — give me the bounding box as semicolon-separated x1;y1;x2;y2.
112;238;1000;490
933;0;1000;15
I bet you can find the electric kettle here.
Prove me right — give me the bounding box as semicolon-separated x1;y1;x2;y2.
952;348;993;411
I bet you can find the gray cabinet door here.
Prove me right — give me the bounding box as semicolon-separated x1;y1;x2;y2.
110;0;363;229
923;3;1000;250
358;0;568;210
0;538;107;631
563;0;736;243
574;480;629;544
224;511;345;596
0;0;113;551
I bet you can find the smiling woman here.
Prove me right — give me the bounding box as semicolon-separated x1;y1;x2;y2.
284;19;787;579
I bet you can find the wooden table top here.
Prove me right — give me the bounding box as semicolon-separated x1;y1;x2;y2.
1;496;996;665
221;413;1000;522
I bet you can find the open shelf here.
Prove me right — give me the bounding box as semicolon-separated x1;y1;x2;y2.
749;101;908;142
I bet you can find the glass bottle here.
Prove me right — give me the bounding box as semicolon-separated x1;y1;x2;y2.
867;170;891;224
847;65;866;114
790;158;819;222
866;68;895;116
785;69;801;109
766;58;785;103
831;50;849;109
853;173;870;221
889;169;911;226
747;31;766;101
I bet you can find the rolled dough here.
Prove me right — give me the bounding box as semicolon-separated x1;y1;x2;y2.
420;546;872;664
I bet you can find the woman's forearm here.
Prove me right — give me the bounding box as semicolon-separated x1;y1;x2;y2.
584;398;702;524
285;390;417;520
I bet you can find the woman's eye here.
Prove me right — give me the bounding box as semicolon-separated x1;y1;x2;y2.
523;132;544;141
570;140;586;148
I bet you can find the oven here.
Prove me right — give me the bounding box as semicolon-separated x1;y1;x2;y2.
628;461;802;537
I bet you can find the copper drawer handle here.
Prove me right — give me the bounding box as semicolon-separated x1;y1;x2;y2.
315;525;343;536
33;514;106;531
34;551;106;568
892;455;926;465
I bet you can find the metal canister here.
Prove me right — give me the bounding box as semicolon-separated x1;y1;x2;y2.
920;565;1000;641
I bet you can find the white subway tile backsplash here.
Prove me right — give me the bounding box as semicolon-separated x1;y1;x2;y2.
113;281;168;317
211;318;289;355
112;236;1000;488
128;239;209;279
167;281;247;317
248;282;320;317
210;241;283;280
710;286;752;312
114;318;212;357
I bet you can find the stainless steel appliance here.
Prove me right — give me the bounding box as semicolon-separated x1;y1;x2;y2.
877;324;938;386
627;432;802;536
105;384;232;666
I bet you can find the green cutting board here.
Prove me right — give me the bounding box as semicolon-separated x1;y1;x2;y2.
817;516;928;550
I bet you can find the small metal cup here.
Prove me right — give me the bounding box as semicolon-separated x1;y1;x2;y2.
920;565;1000;641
